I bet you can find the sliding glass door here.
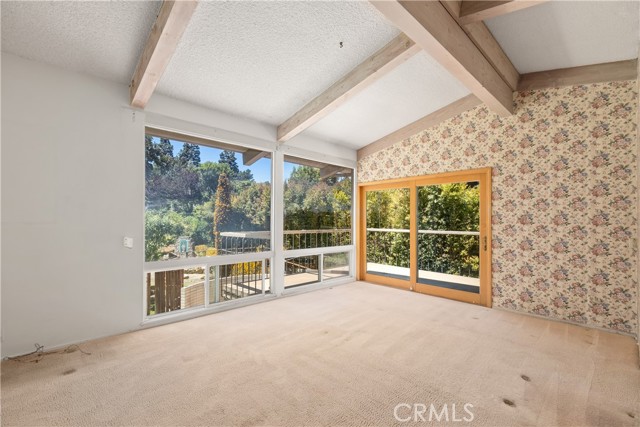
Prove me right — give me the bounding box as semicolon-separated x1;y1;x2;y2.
359;169;491;306
364;187;411;288
416;181;480;293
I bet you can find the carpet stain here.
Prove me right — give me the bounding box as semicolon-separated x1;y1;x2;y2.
627;412;635;419
62;369;76;376
521;374;531;382
503;399;516;407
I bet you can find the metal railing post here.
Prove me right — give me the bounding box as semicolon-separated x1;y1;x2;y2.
204;265;210;306
214;265;220;303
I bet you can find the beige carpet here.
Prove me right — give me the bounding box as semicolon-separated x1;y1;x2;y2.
2;282;639;426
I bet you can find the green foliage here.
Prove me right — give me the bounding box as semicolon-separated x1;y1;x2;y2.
145;210;196;261
366;189;410;268
178;143;200;166
284;165;352;232
156;138;174;170
213;172;232;249
145;137;354;261
233;182;271;230
199;162;232;199
219;150;239;174
146;163;201;212
365;183;480;278
417;183;479;277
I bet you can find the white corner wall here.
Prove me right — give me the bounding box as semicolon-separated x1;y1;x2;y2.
1;54;145;357
1;53;357;358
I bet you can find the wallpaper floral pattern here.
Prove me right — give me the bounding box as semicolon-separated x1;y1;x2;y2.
358;81;638;335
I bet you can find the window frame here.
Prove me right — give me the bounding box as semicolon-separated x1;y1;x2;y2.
280;152;356;294
142;121;357;322
357;168;492;307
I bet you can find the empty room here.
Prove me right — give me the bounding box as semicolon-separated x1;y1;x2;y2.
1;0;639;426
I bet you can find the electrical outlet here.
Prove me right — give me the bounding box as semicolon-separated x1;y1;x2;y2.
123;237;134;249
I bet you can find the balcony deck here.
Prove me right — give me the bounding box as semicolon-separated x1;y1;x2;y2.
366;262;480;288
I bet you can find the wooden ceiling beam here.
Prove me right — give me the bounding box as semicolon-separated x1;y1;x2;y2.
518;59;638;91
130;1;197;109
440;1;519;91
458;0;549;25
242;149;268;167
461;22;519;91
371;1;514;116
320;165;349;180
356;58;638;160
277;33;421;143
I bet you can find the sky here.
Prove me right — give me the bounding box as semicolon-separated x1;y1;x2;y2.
164;139;297;182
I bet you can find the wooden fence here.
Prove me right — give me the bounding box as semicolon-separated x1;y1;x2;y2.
147;270;184;315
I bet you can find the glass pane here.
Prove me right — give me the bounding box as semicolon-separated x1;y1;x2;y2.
322;252;350;281
365;188;410;280
283;156;353;250
145;134;271;262
146;267;205;316
285;255;320;288
209;261;264;304
417;182;480;293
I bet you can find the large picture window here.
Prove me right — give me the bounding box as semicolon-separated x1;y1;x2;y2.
283;156;353;250
145;131;271;262
143;129;355;317
144;129;272;317
282;156;353;289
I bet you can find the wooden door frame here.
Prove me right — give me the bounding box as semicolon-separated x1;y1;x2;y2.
357;168;492;308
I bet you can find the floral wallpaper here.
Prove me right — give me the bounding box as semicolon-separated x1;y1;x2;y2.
358;81;638;335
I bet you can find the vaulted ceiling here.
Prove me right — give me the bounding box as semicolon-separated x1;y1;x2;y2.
2;1;638;155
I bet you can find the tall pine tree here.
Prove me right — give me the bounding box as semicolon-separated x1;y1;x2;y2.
156;138;175;170
219;150;239;175
178;143;200;166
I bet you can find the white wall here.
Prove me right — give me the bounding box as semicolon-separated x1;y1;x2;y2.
1;54;144;357
1;53;356;357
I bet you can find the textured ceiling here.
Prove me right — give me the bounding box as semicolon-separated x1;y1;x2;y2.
485;1;639;73
3;0;639;151
305;52;470;149
156;1;399;125
1;1;161;85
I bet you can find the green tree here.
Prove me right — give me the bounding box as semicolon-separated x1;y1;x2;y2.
145;135;159;177
145;210;196;261
234;183;271;230
191;201;215;246
219;150;239;175
213;173;232;250
366;189;410;268
146;163;201;211
156;138;174;171
178;143;200;166
417;183;479;277
284;166;321;230
199;161;232;198
332;176;353;230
